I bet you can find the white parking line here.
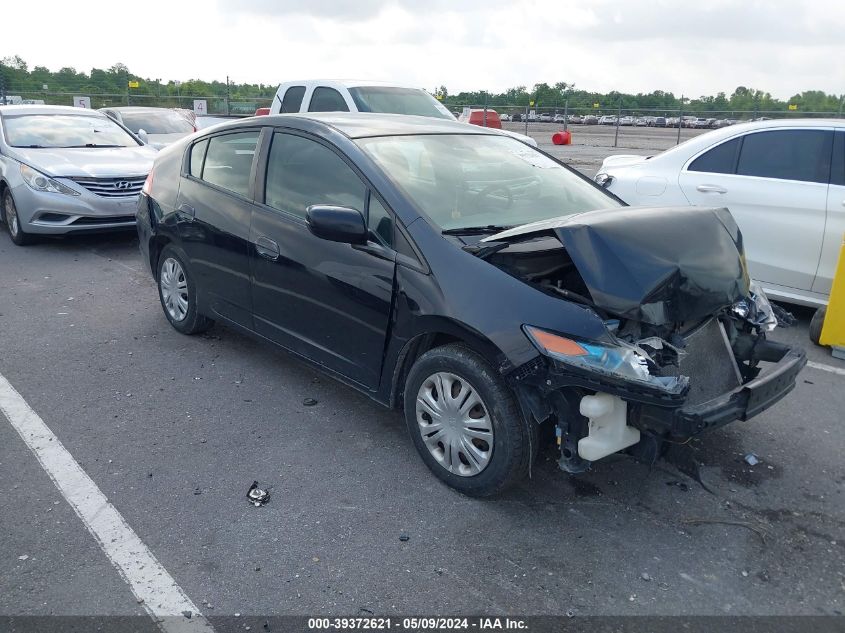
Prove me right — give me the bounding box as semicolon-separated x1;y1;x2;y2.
0;372;215;633
807;360;845;377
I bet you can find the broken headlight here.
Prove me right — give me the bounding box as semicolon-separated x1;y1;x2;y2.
732;280;777;332
523;325;686;392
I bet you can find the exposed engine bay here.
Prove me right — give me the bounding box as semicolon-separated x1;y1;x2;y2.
467;206;807;473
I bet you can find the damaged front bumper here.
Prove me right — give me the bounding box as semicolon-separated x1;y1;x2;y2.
640;345;806;437
509;338;806;470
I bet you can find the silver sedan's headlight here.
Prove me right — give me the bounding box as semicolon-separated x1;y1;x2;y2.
20;164;80;196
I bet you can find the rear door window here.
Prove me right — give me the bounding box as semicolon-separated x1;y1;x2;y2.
280;86;306;113
736;129;833;184
688;137;741;174
200;131;260;197
308;87;349;113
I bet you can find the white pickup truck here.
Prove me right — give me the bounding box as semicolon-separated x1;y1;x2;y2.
267;79;537;146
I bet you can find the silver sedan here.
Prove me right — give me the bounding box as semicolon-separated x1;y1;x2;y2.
0;105;157;245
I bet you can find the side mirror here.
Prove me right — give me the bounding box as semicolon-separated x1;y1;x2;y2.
137;128;149;144
306;205;367;245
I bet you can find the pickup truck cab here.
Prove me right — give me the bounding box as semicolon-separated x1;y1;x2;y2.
267;80;538;146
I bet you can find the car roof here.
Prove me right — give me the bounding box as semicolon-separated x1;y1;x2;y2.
277;79;422;90
231;112;499;139
0;104;106;117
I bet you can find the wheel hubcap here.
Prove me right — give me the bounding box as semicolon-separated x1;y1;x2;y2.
415;372;494;477
5;196;18;237
160;257;189;322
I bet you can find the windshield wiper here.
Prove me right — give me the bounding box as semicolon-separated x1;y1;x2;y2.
442;225;512;235
13;144;48;148
60;144;125;148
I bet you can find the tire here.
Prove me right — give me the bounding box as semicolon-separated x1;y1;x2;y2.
156;245;214;335
809;306;826;346
403;343;536;497
2;188;36;246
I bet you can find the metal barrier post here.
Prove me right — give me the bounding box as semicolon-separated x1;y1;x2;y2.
564;99;568;132
677;95;683;144
613;102;621;147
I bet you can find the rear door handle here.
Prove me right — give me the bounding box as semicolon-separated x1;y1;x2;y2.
696;184;728;194
177;203;196;220
255;236;280;260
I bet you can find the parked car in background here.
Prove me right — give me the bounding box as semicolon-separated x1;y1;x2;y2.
583;114;598;125
138;112;804;495
619;116;634;126
594;119;845;308
0;105;156;245
553;114;566;124
653;117;667;127
568;114;583;124
599;115;617;125
100;106;196;149
635;117;648;127
538;113;552;122
499;113;511;122
268;79;536;146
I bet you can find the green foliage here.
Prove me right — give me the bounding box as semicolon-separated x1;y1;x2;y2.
1;56;842;115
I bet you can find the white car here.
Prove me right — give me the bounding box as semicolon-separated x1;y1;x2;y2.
99;106;195;149
594;119;845;307
267;79;537;146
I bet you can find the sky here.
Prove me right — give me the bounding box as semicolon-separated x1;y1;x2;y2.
3;0;844;99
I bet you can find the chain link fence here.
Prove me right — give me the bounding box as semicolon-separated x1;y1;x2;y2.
0;90;274;115
446;103;845;149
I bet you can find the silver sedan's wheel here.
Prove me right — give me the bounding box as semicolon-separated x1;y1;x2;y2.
415;371;494;477
5;194;19;237
159;257;189;322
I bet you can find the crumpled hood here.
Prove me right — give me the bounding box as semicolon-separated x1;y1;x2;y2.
484;206;750;325
10;145;157;178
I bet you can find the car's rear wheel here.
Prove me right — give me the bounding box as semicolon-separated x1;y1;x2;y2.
809;306;827;346
403;343;536;497
2;189;35;246
157;245;214;335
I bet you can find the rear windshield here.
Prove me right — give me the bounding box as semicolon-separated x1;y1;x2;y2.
348;87;454;120
118;110;194;134
2;113;139;148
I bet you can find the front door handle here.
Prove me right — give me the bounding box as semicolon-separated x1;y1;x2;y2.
696;184;727;194
255;236;280;260
177;203;196;220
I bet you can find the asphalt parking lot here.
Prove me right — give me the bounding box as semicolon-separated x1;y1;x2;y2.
1;152;844;627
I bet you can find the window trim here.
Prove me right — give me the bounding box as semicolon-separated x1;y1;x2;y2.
182;127;263;202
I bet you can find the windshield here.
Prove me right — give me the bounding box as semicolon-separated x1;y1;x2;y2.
118;110;194;134
3;114;139;148
357;134;620;231
348;87;454;120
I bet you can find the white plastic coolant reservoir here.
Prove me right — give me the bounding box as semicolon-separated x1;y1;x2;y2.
577;393;640;462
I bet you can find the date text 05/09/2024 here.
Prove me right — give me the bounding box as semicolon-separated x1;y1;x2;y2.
307;617;528;630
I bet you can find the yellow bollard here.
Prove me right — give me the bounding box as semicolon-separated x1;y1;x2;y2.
820;232;845;357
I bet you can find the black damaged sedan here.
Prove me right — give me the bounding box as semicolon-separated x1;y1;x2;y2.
137;113;806;496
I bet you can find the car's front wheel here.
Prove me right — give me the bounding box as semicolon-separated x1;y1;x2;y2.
157;245;214;335
2;189;35;246
404;343;536;497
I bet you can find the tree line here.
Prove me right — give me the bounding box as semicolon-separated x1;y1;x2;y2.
1;56;843;114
